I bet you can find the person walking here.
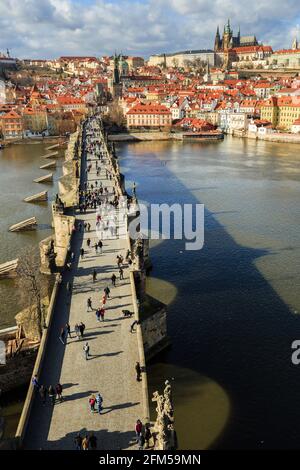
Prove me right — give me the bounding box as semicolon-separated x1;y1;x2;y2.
104;286;110;298
89;433;97;450
144;425;152;449
74;433;82;450
92;269;97;283
82;435;89;450
135;361;142;381
87;223;91;232
75;323;80;339
96;308;101;322
135;419;143;440
56;383;63;402
111;273;116;287
39;385;47;405
100;307;105;322
96;393;103;414
98;240;103;254
80;248;85;258
94;243;98;254
65;323;71;339
87;238;91;248
89;395;96;413
48;385;56;405
119;267;124;280
138;432;145;450
83;342;90;360
79;322;85;338
87;297;93;311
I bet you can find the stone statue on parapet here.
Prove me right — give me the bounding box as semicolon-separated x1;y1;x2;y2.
151;380;177;450
45;239;57;273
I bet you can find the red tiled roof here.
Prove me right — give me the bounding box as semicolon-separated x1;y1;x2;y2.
127;102;171;115
231;45;273;53
1;110;21;119
274;49;300;55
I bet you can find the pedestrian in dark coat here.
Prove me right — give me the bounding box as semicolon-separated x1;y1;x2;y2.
135;362;142;381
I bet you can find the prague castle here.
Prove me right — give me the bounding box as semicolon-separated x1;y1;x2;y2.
214;20;258;52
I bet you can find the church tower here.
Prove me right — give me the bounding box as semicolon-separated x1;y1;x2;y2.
223;19;232;51
204;56;211;83
214;26;221;52
292;37;299;50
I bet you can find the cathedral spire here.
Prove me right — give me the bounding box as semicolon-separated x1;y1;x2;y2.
292;36;298;50
214;25;221;51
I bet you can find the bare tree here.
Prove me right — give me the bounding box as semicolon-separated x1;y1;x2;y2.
105;102;126;128
16;247;48;340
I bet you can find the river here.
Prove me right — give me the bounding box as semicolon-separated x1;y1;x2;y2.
118;136;300;449
1;136;300;448
0;141;63;329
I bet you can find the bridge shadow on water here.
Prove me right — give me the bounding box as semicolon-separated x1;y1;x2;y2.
119;143;300;449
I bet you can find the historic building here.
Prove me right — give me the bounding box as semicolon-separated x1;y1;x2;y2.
126;102;172;129
270;37;300;68
214;20;258;52
108;54;123;99
260;96;300;130
213;20;272;68
148;50;216;68
0;109;23;139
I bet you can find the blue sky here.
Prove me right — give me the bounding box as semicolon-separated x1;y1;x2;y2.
0;0;299;59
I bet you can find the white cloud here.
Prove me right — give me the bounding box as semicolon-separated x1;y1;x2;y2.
0;0;299;58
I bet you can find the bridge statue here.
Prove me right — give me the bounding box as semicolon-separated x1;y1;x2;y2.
152;380;177;450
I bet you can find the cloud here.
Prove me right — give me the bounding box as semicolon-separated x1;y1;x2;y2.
0;0;299;59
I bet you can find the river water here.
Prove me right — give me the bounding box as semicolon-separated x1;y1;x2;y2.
118;136;300;449
0;141;63;328
1;137;300;448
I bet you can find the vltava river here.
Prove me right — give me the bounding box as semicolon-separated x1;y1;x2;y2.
118;136;300;449
0;141;63;328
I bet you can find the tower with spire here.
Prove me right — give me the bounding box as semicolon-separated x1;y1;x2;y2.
214;20;258;53
292;36;299;50
223;19;232;50
214;26;222;52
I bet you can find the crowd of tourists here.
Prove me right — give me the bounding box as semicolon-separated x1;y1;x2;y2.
32;116;150;449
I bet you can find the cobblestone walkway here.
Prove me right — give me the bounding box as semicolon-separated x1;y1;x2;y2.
24;139;143;450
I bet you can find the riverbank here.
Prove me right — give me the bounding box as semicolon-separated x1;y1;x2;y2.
108;130;224;142
231;129;300;144
0;136;64;147
111;128;300;145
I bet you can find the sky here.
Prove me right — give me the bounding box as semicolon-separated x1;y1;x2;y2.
0;0;300;59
